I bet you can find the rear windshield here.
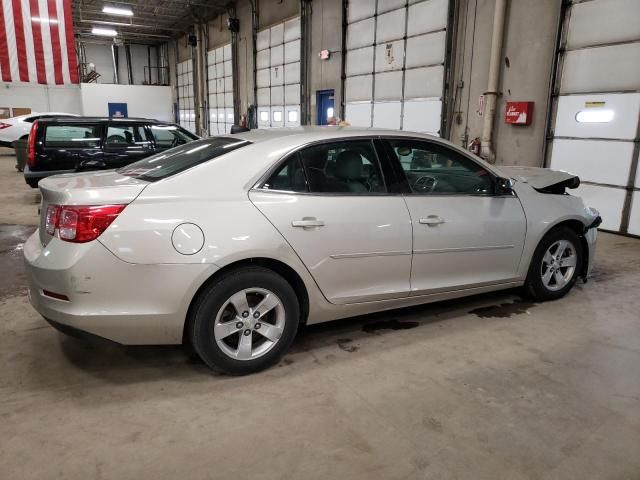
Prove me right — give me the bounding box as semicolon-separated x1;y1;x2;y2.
117;137;251;181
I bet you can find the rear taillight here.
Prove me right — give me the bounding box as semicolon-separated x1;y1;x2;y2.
0;122;11;130
27;121;38;168
45;204;126;243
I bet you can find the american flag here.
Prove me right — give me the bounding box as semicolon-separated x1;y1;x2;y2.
0;0;79;84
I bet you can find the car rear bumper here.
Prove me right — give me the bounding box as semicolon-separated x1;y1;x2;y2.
24;230;217;344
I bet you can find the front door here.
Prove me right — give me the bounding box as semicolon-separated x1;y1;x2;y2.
102;122;154;169
250;138;412;304
384;138;527;294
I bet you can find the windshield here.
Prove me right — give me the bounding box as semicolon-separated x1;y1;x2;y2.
117;137;251;181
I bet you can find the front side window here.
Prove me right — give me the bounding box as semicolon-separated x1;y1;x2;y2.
299;140;386;194
387;139;494;195
149;124;197;149
44;124;101;148
105;124;150;148
118;137;251;182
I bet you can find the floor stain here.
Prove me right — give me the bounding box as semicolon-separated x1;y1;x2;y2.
336;338;359;353
0;224;36;299
469;299;535;319
362;319;419;333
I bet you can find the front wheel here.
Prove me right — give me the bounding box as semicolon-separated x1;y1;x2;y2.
524;227;583;301
188;267;300;375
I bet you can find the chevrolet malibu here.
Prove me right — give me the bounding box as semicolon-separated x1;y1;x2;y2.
24;127;601;375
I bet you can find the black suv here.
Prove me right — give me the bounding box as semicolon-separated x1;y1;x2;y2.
24;117;198;188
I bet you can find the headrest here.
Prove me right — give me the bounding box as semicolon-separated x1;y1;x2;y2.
335;150;363;179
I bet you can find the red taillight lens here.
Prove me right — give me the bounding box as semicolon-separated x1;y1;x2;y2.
46;204;126;243
0;122;11;130
27;120;38;168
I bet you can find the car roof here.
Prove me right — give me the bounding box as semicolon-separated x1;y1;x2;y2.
229;126;442;144
36;116;173;124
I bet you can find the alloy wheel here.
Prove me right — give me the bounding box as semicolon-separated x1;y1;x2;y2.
213;288;285;361
540;239;577;291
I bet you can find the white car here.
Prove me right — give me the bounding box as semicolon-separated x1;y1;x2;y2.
0;112;79;147
24;127;601;374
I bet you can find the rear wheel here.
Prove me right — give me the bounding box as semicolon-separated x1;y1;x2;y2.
189;267;299;375
524;227;583;301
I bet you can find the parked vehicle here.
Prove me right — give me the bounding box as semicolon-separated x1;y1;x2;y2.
23;117;198;187
0;112;79;147
24;127;601;375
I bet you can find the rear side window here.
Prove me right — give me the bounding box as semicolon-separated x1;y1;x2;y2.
44;124;101;148
118;137;251;181
149;125;197;148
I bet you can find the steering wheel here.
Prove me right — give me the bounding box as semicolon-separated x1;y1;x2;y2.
414;175;438;193
471;180;491;194
107;134;126;145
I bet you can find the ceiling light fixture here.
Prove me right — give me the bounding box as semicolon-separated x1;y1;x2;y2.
102;5;134;16
91;27;118;36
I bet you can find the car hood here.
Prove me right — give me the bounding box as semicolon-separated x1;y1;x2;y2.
499;166;580;192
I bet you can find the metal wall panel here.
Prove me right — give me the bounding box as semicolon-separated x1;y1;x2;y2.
347;18;375;50
344;0;449;133
404;66;444;99
407;0;447;36
561;43;640;94
374;41;405;72
550;139;634;186
207;43;234;135
567;0;640;49
256;16;302;127
553;93;640;140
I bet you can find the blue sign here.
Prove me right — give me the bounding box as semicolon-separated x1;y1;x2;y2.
108;102;128;118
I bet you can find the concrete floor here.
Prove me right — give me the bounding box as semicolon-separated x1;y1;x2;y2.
1;151;639;479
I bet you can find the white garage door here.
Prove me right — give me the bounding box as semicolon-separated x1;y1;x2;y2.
344;0;449;134
207;43;234;135
177;59;196;133
256;17;302;128
548;0;640;235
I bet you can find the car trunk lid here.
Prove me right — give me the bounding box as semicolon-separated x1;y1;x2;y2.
38;170;149;245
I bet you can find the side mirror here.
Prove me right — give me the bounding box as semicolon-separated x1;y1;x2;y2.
495;177;514;195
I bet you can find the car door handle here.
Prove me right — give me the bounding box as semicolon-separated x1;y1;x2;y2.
419;215;445;226
292;218;325;228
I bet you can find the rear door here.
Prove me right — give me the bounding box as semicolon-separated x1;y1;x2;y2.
250;138;413;305
102;122;154;169
38;122;103;172
383;138;527;294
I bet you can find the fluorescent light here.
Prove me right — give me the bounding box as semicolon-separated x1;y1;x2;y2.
92;27;118;36
102;5;133;16
575;109;615;123
32;17;59;24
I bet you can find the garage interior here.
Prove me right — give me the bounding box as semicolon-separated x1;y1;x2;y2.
1;0;640;478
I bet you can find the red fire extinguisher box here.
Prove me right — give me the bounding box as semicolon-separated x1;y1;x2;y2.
505;101;534;125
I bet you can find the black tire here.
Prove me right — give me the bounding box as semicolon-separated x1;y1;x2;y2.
188;267;300;375
523;226;583;301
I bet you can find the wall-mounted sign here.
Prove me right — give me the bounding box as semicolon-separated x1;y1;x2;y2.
108;103;128;118
505;101;534;125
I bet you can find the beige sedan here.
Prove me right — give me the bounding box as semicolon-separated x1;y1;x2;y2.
24;127;600;374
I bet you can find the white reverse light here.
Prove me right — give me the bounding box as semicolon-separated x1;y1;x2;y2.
102;5;134;16
92;27;118;36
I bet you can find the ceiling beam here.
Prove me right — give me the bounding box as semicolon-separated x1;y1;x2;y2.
77;18;185;31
